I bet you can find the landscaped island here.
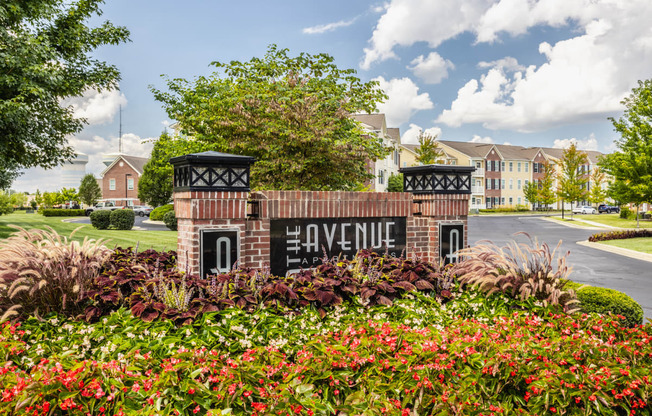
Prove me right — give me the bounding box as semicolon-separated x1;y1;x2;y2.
0;228;649;415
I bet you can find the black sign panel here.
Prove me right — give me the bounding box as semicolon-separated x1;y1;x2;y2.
200;229;239;277
270;217;407;276
440;223;464;265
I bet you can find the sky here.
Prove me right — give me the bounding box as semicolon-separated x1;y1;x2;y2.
14;0;652;192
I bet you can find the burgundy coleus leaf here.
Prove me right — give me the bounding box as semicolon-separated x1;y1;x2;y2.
360;287;376;300
130;301;148;318
140;310;159;322
393;281;417;292
377;295;393;306
100;291;120;302
377;282;396;293
202;303;220;313
300;290;319;301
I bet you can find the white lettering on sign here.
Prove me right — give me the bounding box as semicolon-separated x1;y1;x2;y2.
445;229;460;263
216;236;231;273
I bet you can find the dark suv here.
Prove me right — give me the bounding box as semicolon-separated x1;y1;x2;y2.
598;204;620;214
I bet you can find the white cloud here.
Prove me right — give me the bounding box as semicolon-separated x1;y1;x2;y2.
401;123;442;144
361;0;492;69
374;76;433;126
552;134;599;151
62;88;127;125
366;0;652;132
470;135;494;144
477;56;524;72
303;17;357;34
408;52;455;84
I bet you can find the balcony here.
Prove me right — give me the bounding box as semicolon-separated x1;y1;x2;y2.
471;185;484;194
471;169;484;177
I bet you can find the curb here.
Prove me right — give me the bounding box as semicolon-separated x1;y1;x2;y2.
577;240;652;264
539;216;606;229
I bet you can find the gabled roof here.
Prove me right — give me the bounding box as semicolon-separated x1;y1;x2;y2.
100;154;149;178
351;113;386;131
400;144;418;154
438;140;494;158
386;127;401;144
537;147;603;164
494;144;530;161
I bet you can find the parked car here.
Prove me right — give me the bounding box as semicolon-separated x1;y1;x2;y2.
598;204;620;214
572;205;597;214
85;201;118;216
125;205;154;217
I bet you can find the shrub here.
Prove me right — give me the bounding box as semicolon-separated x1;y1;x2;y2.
163;210;177;230
619;207;634;219
150;204;173;221
89;210;111;230
0;226;112;321
110;209;135;230
589;229;652;242
576;286;643;327
455;233;578;311
386;173;403;192
40;209;85;217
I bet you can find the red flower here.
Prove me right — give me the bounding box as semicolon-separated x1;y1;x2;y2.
188;388;196;394
193;405;200;414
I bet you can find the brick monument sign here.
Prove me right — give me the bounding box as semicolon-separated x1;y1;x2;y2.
171;152;474;277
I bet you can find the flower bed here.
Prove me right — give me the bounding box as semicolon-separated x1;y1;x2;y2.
589;229;652;242
2;304;651;415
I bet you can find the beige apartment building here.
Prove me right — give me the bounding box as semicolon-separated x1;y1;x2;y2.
426;140;606;211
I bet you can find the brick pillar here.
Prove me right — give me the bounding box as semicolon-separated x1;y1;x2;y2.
174;191;249;276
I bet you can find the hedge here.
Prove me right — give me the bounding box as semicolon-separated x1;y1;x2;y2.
110;209;135;230
576;286;644;327
89;210;111;230
40;209;85;217
149;204;173;221
163;210;177;231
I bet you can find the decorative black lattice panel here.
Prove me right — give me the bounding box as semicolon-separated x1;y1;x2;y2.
400;165;475;194
170;151;256;192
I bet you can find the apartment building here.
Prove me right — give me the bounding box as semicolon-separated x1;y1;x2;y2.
351;114;401;191
436;140;605;211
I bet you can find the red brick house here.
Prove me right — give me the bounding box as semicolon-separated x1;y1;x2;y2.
100;155;149;207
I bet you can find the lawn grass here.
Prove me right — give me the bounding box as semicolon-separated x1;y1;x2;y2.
0;212;178;251
599;237;652;255
570;213;652;229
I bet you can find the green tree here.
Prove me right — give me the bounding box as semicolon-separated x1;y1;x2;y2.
0;0;130;186
414;131;443;165
41;192;57;209
0;192;13;215
556;143;589;219
78;174;102;206
522;180;539;210
386;173;404;192
588;167;609;206
138;133;211;206
151;45;389;191
539;161;557;213
600;79;652;228
9;192;27;208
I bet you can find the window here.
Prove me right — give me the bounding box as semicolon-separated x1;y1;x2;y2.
486;197;491;208
450;160;456;165
518;197;522;205
501;161;505;171
476;161;482;169
509;197;513;205
509;179;513;190
403;162;407;167
525;180;529;186
509;162;513;172
525;163;529;173
486;179;491;190
533;163;538;173
378;170;384;185
501;179;505;189
109;179;116;191
517;162;521;172
501;197;505;205
394;150;399;166
517;179;522;190
127;177;134;190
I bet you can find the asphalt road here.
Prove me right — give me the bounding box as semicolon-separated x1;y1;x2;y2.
468;215;652;321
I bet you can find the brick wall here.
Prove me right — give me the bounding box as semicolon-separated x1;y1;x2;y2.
175;190;469;276
102;161;141;206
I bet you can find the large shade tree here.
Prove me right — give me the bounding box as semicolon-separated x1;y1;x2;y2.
600;79;652;228
151;45;389;191
0;0;130;186
414;131;443;165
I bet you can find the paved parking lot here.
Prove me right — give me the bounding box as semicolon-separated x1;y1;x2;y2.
468;215;652;321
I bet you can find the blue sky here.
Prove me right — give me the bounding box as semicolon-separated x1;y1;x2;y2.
15;0;652;192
